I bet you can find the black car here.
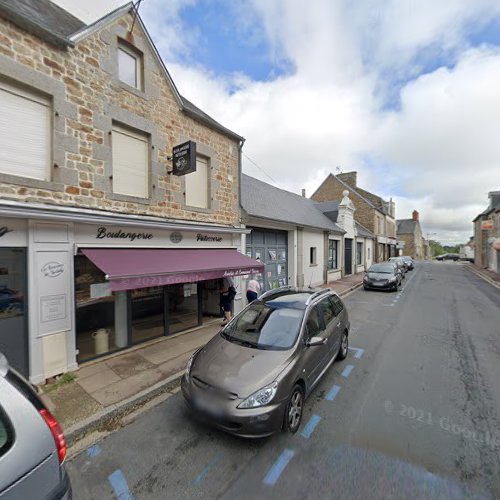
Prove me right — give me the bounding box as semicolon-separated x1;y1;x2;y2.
401;256;414;270
363;263;401;291
435;253;460;261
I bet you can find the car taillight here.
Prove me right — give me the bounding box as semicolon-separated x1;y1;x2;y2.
39;409;67;463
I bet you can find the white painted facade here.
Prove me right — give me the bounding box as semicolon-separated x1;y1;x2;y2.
302;229;326;288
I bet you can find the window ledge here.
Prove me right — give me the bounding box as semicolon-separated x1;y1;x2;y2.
0;172;64;192
110;192;151;205
309;263;318;267
117;81;148;100
183;204;214;214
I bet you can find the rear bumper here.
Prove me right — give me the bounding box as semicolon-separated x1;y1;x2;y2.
181;375;285;438
50;467;72;500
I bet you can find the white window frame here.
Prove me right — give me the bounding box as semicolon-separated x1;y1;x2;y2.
0;79;51;181
185;155;209;209
111;124;149;199
118;41;143;90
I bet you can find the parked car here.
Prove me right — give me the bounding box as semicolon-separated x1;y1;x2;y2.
0;352;71;499
363;263;401;291
401;256;414;270
181;287;350;438
388;257;408;276
435;253;460;261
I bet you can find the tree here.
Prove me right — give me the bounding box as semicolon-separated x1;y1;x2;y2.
429;240;444;258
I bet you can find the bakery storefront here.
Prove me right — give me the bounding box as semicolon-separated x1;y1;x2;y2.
74;224;262;362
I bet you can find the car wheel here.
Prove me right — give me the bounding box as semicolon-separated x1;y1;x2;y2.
337;330;348;360
284;384;304;433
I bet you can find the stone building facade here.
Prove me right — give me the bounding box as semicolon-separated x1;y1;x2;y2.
0;1;262;383
311;172;396;262
473;191;500;272
396;210;424;260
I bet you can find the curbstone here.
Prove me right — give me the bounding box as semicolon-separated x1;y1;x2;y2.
465;264;500;291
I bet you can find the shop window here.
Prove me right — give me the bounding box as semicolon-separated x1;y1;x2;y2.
75;255;121;362
0;79;51;181
131;287;165;344
112;124;149;198
185;155;209;208
357;242;363;265
310;247;317;266
328;240;338;270
118;41;143;90
166;283;200;335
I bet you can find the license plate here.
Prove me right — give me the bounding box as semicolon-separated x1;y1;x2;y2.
194;395;223;417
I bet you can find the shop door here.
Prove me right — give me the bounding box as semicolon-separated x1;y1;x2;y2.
344;239;353;275
0;248;28;376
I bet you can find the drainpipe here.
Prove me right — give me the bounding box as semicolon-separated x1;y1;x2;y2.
238;138;246;252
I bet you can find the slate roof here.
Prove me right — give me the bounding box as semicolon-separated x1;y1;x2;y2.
242;175;345;233
314;201;340;223
397;219;417;234
0;0;243;141
0;0;85;47
356;222;374;238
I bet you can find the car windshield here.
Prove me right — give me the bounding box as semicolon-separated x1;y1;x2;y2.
369;264;395;274
221;301;303;350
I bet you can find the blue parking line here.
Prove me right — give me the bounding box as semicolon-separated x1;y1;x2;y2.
86;444;102;458
108;470;133;500
300;414;321;439
341;364;354;378
263;449;295;486
326;384;341;401
194;454;223;484
349;347;365;359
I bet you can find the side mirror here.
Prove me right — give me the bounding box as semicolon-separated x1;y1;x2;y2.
307;336;327;347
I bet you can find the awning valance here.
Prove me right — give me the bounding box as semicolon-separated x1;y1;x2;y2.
81;248;264;292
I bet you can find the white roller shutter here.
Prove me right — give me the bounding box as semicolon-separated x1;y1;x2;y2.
112;125;149;198
0;80;51;181
185;155;208;208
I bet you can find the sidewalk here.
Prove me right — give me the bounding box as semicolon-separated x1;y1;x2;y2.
43;275;364;447
466;263;500;289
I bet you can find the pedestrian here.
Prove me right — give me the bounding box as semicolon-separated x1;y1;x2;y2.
220;276;236;325
246;276;261;303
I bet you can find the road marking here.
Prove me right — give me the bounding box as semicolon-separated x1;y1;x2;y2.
301;415;321;439
382;304;395;307
341;364;354;378
263;449;295;486
194;454;223;484
86;444;102;458
326;384;341;401
349;347;365;359
108;470;133;500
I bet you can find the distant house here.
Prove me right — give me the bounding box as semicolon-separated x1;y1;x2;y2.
241;174;345;293
311;172;397;262
473;191;500;272
459;237;475;261
315;190;375;275
396;211;424;260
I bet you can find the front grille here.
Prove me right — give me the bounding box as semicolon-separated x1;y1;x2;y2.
192;376;238;400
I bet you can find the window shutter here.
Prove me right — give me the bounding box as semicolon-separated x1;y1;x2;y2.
185;156;208;208
112;125;148;198
0;81;51;181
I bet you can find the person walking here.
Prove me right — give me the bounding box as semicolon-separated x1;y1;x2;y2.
220;276;236;325
246;277;261;304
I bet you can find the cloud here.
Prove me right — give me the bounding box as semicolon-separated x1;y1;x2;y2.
58;0;500;244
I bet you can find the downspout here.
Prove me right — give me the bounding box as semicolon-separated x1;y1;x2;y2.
238;138;246;252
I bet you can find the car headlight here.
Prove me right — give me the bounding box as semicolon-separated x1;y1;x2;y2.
388;276;397;282
237;381;278;409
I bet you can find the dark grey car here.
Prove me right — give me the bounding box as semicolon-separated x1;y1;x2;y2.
181;288;350;438
0;352;71;500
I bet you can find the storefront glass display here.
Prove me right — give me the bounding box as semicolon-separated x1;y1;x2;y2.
131;287;165;344
75;255;119;362
0;248;28;376
166;283;200;335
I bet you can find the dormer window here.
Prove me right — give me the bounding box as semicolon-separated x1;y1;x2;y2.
118;41;143;90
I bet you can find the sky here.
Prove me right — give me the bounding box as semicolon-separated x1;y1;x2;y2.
54;0;500;244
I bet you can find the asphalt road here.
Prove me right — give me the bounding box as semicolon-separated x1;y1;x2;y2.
67;262;500;499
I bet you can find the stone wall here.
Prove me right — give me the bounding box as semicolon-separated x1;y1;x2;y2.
0;12;241;226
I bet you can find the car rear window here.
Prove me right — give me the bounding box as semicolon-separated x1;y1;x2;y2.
0;406;14;458
6;369;44;412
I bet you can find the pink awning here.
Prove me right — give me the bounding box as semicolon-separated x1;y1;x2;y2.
81;248;264;292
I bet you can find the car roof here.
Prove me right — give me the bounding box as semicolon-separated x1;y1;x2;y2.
259;287;338;310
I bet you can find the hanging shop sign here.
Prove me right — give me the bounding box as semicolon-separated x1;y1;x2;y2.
172;140;196;176
481;219;494;230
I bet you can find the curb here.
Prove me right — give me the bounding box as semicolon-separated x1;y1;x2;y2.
337;282;363;297
465;264;500;291
65;369;185;447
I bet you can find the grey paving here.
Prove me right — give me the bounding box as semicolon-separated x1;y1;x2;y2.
67;262;500;499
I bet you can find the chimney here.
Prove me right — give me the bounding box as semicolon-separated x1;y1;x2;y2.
337;171;357;187
412;210;419;221
489;191;500;208
301;188;306;197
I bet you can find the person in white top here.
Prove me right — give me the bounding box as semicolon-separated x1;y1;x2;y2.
246;277;261;303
